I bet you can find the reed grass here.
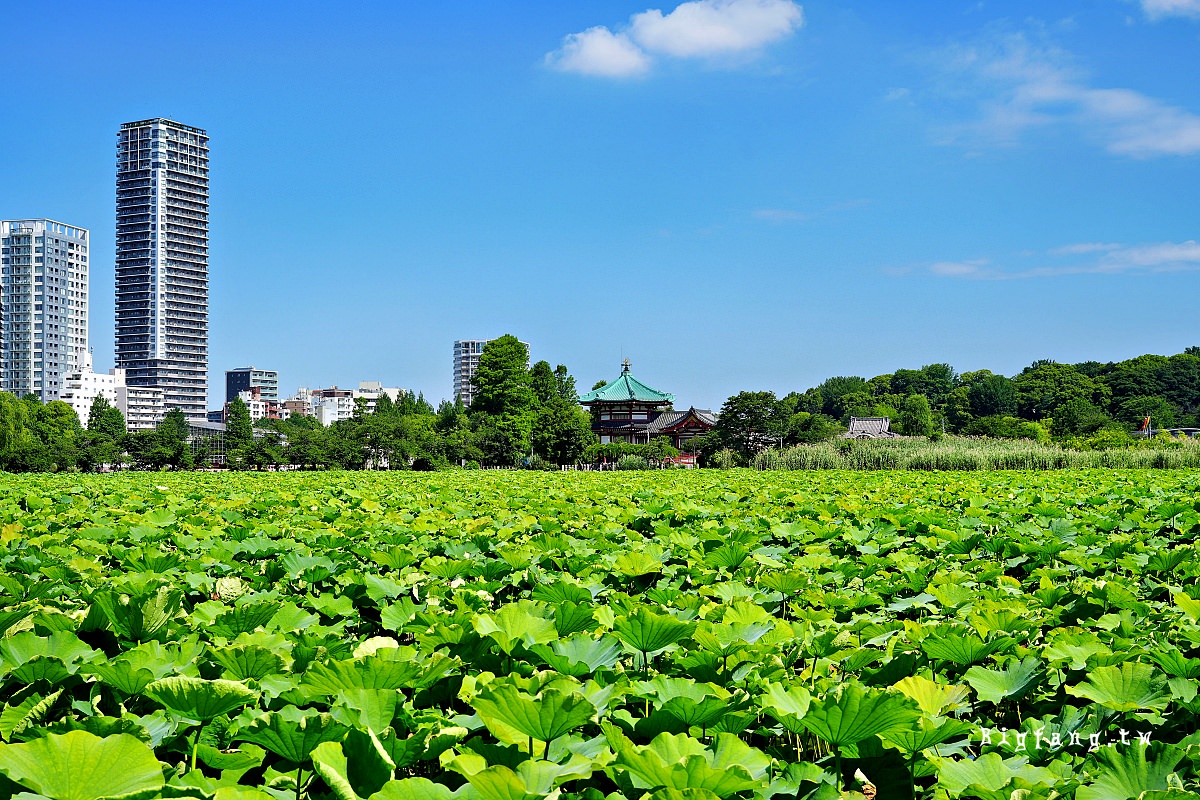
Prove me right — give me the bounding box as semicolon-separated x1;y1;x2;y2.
752;436;1200;471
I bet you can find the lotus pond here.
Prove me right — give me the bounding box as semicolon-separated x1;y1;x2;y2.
1;469;1200;800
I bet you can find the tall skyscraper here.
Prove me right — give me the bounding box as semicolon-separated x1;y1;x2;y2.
453;338;529;406
1;219;90;401
115;118;209;418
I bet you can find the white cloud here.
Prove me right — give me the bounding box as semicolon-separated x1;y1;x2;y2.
544;27;650;77
935;33;1200;157
1141;0;1200;20
921;240;1200;280
546;0;803;77
629;0;803;58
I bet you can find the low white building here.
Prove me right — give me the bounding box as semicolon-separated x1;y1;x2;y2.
59;353;124;428
117;384;165;431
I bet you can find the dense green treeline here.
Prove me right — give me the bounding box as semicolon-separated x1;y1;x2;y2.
3;340;1197;471
700;346;1200;463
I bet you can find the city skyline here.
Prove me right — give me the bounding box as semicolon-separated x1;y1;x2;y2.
1;1;1198;411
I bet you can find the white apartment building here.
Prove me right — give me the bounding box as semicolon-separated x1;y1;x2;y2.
60;352;125;428
236;389;270;421
1;219;90;401
453;338;529;407
311;387;356;426
117;384;165;431
356;381;405;414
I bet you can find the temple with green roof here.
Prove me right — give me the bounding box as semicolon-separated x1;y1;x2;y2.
579;360;716;448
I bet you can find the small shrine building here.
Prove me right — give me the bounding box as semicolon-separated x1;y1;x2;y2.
579;360;716;449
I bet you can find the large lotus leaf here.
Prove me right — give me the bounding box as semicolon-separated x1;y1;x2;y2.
304;649;456;695
473;602;558;655
529;634;623;677
195;742;266;774
964;657;1045;705
638;677;723;706
236;706;349;763
691;622;773;658
919;632;1013;666
1043;631;1112;671
1066;662;1170;712
1148;648;1200;679
0;730;164;800
145;676;258;722
646;790;723;800
613;608;695;656
757;682;812;735
798;683;920;748
209;645;285;681
311;730;395;800
0;688;62;741
891;675;970;718
660;696;730;729
368;778;458;800
464;758;594;800
88;660;158;696
880;717;974;754
92;585;182;641
209;602;282;639
1076;744;1185;800
931;753;1060;800
614;551;664;577
333;688;400;733
472;684;595;744
606;729;761;798
1;631;97;682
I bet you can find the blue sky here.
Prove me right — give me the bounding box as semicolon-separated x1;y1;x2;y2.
2;0;1198;410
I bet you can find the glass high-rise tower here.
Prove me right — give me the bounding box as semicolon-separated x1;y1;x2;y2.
115;118;209;418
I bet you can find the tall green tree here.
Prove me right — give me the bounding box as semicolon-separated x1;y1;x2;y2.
715;391;786;458
225;397;253;451
471;335;533;417
896;394;935;437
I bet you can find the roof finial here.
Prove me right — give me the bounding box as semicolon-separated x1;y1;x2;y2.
621;358;631;373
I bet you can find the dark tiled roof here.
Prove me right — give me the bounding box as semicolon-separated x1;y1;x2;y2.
647;407;717;433
841;417;900;438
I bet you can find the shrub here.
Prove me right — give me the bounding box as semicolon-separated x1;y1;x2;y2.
616;455;650;470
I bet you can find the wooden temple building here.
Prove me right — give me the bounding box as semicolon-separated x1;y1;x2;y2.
579;360;716;450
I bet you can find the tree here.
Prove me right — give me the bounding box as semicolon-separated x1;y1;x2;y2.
896;394;934;437
554;365;578;403
1115;395;1176;430
816;376;869;417
966;373;1017;417
470;335;532;417
225;397;253;451
715;391;786;458
1013;362;1107;419
529;361;558;407
373;392;396;417
1050;397;1109;437
786;412;843;443
474;414;532;466
532;400;595;465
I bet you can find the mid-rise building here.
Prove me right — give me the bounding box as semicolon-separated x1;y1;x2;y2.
226;366;278;402
114;118;209;419
311;386;355;426
453;338;529;406
1;219;90;401
116;384;165;431
226;386;281;422
356;381;406;414
59;352;124;428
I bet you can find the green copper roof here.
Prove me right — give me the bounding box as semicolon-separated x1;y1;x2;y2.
579;361;675;404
